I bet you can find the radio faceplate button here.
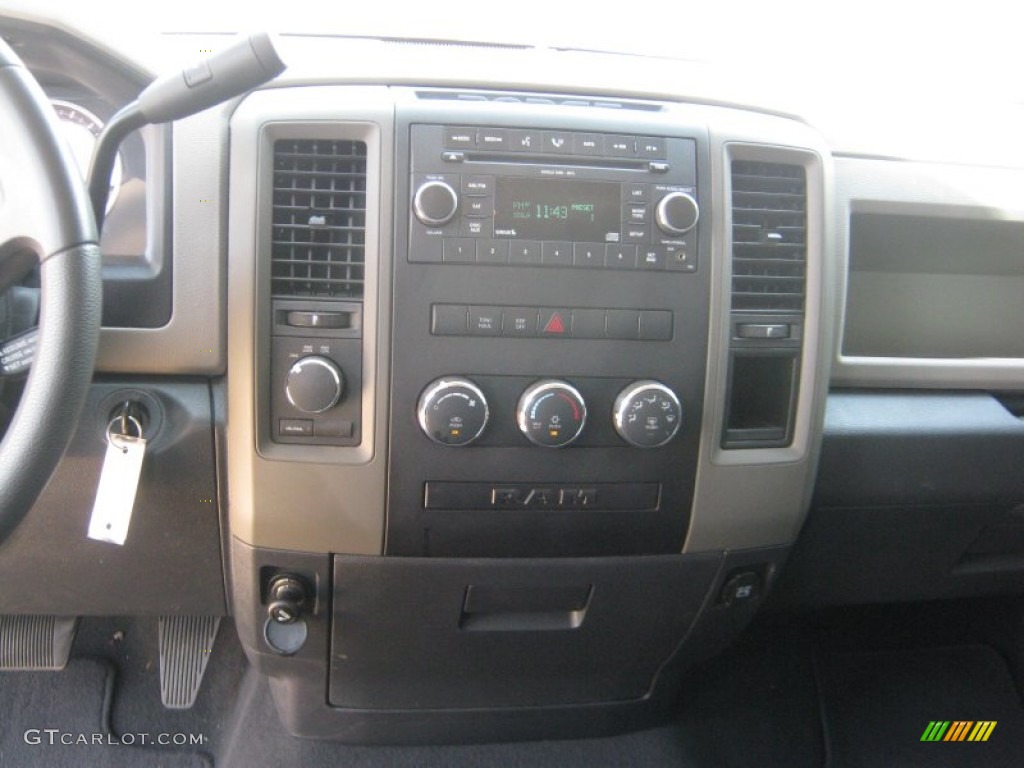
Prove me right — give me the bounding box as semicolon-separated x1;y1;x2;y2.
442;238;476;263
542;131;573;153
639;246;667;270
605;135;636;156
460;218;492;237
508;130;541;152
623;183;649;203
625;204;648;224
624;225;650;244
541;242;573;267
476;239;509;264
638;137;667;158
477;129;508;150
444;126;477;148
508;240;542;265
572;243;604;268
655;191;700;235
606;244;638;269
462;176;494;196
573;133;602;155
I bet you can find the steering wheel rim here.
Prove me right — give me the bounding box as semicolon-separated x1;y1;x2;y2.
0;38;102;544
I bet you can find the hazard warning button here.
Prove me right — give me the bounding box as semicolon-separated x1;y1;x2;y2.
539;309;571;337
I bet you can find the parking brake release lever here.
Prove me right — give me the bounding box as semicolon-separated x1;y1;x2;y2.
87;32;286;229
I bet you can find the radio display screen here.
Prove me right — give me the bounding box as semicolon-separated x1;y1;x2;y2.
493;178;621;241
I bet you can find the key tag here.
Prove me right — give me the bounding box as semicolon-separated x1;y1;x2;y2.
88;411;147;546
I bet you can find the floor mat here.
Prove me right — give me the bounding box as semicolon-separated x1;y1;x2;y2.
0;657;210;767
817;644;1024;768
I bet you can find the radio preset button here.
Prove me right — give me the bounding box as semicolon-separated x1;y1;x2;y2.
572;243;604;268
606;244;638;269
541;242;573;267
476;239;509;264
508;240;542;265
442;238;476;263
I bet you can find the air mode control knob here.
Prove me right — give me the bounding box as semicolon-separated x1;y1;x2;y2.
517;380;587;448
413;180;459;226
613;380;682;448
285;356;344;414
418;377;489;446
655;191;699;235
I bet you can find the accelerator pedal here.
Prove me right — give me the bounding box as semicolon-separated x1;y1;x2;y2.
159;615;220;709
0;615;78;670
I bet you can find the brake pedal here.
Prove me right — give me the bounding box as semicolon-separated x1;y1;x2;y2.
0;615;78;670
158;615;220;709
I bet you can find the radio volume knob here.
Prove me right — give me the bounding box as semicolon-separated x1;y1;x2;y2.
655;191;699;235
413;180;459;226
517;380;587;448
285;356;344;414
613;380;682;448
418;377;489;446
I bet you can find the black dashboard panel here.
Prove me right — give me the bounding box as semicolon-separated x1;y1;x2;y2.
385;113;710;557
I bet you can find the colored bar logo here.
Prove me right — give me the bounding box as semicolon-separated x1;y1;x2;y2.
921;721;997;742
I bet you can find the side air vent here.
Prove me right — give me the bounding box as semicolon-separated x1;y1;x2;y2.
272;139;367;298
730;160;807;313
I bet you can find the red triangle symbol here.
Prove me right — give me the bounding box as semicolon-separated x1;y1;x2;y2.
543;313;566;334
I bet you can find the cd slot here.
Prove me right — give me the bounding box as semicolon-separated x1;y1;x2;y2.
458;151;650;171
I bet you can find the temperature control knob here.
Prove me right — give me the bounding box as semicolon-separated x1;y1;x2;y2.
418;377;489;446
655;191;699;235
517;380;587;448
285;356;344;414
613;380;682;448
413;180;459;226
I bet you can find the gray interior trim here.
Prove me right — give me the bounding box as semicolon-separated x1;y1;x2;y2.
226;86;393;554
685;129;834;553
832;156;1024;390
95;105;228;374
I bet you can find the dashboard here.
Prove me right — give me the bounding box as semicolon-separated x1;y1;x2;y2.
2;14;1023;746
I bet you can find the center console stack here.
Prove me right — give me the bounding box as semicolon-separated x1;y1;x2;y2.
226;86;829;744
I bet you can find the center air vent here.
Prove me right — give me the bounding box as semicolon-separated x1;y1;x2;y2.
272;139;367;298
730;161;807;313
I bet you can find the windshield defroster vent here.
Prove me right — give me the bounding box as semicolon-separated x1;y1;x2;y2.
271;139;367;298
730;160;806;314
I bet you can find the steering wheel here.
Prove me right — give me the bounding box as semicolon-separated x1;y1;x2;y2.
0;38;102;544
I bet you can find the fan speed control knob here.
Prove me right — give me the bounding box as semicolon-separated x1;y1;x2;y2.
517;380;587;448
613;380;682;448
418;377;489;446
413;180;459;226
655;191;699;235
285;356;344;414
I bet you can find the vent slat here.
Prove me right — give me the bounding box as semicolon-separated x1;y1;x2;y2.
730;160;807;314
272;139;368;299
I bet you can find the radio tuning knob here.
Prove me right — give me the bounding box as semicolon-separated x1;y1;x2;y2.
655;191;699;235
517;380;587;448
418;377;490;446
613;380;682;448
285;356;344;414
413;180;459;226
